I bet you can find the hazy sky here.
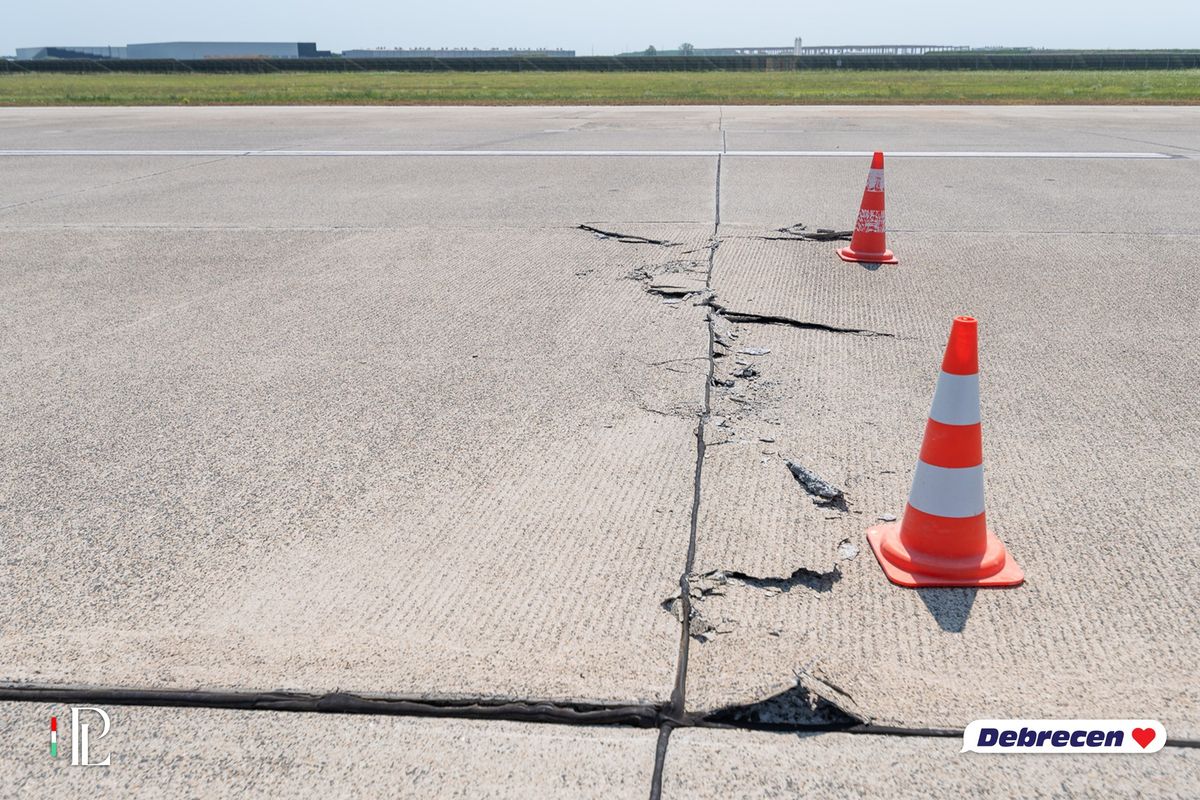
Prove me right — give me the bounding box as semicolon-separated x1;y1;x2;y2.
5;0;1198;56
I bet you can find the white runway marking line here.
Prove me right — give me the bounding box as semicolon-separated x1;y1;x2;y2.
0;149;1178;159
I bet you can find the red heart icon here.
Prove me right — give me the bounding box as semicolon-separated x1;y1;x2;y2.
1131;728;1156;749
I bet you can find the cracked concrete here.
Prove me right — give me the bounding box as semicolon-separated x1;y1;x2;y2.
4;106;1199;794
685;156;1200;738
578;223;682;246
757;222;853;242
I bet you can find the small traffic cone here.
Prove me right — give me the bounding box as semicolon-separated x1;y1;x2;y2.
866;316;1023;588
837;151;898;265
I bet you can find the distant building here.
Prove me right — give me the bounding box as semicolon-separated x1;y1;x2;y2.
343;48;575;59
126;42;327;59
621;40;971;58
792;38;969;56
15;42;331;60
696;46;794;56
620;46;793;57
16;46;128;59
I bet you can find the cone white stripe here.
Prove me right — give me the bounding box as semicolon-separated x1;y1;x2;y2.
865;168;885;192
908;462;986;518
928;372;981;426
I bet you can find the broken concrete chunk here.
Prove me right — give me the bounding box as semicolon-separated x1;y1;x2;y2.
837;539;860;561
759;435;776;443
878;513;898;522
785;460;849;511
737;347;770;356
732;365;759;379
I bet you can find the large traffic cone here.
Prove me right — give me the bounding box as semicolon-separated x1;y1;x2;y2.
866;316;1023;588
837;151;898;265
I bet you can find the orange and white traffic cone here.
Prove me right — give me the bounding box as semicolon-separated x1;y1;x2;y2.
866;316;1023;588
837;151;898;265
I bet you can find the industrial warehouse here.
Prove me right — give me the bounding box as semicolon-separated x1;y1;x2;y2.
11;38;975;61
13;41;571;60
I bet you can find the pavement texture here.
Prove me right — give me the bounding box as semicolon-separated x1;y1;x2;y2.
2;106;1198;795
0;702;656;797
663;729;1199;799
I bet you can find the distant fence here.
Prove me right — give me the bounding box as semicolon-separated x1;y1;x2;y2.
3;52;1200;74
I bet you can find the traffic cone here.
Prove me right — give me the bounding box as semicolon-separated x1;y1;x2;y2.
837;151;898;265
866;316;1023;588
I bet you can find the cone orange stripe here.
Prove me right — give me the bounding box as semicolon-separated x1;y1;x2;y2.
918;419;983;468
898;503;989;554
941;316;979;375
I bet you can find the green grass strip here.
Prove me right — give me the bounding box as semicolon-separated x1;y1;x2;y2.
1;70;1198;106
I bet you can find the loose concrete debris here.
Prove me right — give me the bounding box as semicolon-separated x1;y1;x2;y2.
627;259;709;300
577;224;680;246
662;566;842;641
662;572;737;642
785;460;848;511
738;346;771;356
838;539;860;560
877;513;898;522
626;260;705;283
733;365;759;379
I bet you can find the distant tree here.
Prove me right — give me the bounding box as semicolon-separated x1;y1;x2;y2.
644;45;657;56
679;42;695;56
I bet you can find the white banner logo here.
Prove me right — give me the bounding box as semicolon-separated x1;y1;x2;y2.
963;720;1165;754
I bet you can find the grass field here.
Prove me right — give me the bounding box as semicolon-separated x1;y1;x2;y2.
1;69;1199;105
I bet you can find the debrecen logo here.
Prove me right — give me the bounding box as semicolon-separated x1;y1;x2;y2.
962;720;1165;753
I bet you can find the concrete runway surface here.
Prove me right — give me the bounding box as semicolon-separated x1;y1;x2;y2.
1;106;1198;796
